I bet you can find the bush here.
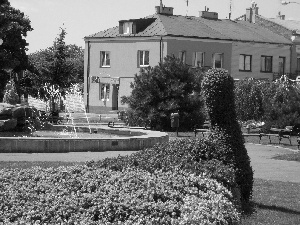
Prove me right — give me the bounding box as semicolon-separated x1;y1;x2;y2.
93;138;237;191
121;56;205;131
0;166;240;224
202;68;253;204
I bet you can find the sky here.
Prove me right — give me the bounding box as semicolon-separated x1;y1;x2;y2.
8;0;300;54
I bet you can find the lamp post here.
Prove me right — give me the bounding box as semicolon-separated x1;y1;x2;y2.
281;1;300;5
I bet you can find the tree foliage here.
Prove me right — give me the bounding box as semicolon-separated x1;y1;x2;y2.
0;0;33;101
26;28;84;103
121;55;205;131
234;76;300;129
234;78;264;122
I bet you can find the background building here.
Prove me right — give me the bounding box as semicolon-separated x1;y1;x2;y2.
84;3;293;113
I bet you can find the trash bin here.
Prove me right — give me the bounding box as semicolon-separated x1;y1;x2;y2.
171;112;179;128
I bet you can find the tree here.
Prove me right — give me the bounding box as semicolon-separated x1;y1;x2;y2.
121;55;205;131
0;0;33;101
27;28;84;110
234;78;264;122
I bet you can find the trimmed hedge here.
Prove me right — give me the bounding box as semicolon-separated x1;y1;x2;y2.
202;68;254;204
93;138;236;191
0;166;240;224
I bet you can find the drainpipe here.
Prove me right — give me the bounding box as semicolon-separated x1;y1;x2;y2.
160;36;163;63
86;41;90;113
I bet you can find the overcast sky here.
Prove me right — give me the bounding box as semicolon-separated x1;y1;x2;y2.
9;0;300;53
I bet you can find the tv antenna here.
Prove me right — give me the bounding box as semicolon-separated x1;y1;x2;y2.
184;0;189;16
229;0;233;19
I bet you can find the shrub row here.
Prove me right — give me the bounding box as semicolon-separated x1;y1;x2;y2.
0;165;240;224
93;138;236;191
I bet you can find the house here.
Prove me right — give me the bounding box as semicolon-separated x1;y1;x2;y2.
84;3;292;113
236;5;300;78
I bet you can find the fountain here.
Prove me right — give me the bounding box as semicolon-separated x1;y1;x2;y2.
0;85;169;153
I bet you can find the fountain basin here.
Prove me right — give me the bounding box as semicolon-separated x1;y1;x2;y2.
0;125;169;153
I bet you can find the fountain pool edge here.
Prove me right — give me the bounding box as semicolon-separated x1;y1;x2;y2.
0;126;169;153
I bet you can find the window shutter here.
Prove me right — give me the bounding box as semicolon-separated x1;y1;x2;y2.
137;51;140;68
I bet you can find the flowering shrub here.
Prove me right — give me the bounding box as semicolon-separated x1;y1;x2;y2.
0;166;240;224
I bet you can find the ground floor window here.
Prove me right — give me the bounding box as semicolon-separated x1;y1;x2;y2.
261;55;272;72
239;54;252;71
193;52;204;67
278;56;285;75
179;51;186;64
297;57;300;74
213;53;223;68
100;83;110;101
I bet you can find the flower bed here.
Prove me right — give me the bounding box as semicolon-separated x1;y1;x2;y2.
0;165;239;224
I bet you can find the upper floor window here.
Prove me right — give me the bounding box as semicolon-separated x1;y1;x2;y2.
261;55;272;72
239;54;252;71
179;51;186;64
138;50;149;67
213;53;223;68
100;51;110;67
193;52;204;67
123;22;133;34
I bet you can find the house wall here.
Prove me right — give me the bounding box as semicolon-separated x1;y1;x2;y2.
165;38;232;73
84;38;164;113
231;42;291;80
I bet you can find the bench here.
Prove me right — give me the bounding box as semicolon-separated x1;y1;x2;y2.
243;131;292;145
242;133;265;143
194;129;211;137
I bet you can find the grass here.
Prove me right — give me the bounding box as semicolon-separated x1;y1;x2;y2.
241;179;300;225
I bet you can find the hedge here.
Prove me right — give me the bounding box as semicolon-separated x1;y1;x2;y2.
0;166;240;224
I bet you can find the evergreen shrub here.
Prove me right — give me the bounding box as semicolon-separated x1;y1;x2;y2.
121;56;205;131
202;68;253;204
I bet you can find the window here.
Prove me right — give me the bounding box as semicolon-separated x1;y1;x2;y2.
100;51;110;67
100;83;110;101
179;51;186;63
193;52;204;67
138;50;149;67
123;22;133;34
239;54;252;71
261;55;272;72
213;53;223;68
278;57;285;75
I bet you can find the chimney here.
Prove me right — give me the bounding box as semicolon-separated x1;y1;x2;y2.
246;2;259;23
155;5;174;15
199;7;218;20
277;11;285;20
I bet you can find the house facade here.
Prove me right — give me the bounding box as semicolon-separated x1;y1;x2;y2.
84;4;292;113
236;3;300;78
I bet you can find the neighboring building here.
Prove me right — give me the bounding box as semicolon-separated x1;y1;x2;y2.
84;4;292;113
236;2;300;79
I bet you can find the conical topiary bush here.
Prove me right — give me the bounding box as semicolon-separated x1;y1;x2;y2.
202;68;253;204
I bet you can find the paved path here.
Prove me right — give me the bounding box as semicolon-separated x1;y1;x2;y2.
0;143;299;183
246;143;300;183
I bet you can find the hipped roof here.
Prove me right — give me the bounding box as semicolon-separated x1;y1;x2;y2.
85;13;292;45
